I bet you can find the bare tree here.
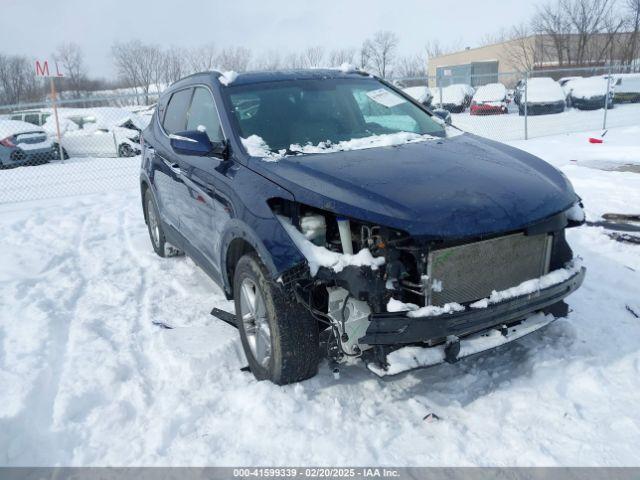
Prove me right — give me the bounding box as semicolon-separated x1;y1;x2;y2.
502;24;539;71
623;0;640;66
328;48;356;67
283;52;306;69
187;43;217;73
302;46;325;68
53;43;86;98
112;40;163;104
163;46;188;85
361;31;399;77
394;53;426;79
252;50;283;70
216;46;252;72
0;54;42;105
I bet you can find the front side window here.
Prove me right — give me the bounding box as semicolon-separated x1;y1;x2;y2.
226;78;446;153
186;87;223;142
163;88;193;135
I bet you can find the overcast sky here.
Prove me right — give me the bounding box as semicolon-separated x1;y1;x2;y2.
2;0;542;78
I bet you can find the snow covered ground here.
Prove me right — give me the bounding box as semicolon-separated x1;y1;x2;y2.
1;126;639;466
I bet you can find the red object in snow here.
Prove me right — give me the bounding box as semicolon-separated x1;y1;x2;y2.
588;137;604;144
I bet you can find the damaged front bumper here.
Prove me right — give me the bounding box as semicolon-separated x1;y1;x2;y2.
362;266;586;375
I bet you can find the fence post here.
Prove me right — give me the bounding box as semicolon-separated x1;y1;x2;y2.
603;65;612;130
524;72;529;140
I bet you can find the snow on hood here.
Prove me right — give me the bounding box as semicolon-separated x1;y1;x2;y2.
526;77;566;103
402;86;432;103
0;120;44;139
242;132;437;161
433;84;467;105
473;83;507;102
276;215;385;276
568;77;612;99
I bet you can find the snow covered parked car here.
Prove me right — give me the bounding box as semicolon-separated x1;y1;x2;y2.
517;77;566;116
432;84;469;113
470;83;509;115
402;86;433;107
567;77;615;110
141;69;586;384
607;73;640;103
0;120;58;168
43;107;144;158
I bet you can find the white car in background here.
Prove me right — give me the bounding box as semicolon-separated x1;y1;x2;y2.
431;84;470;112
43;107;144;158
402;86;433;106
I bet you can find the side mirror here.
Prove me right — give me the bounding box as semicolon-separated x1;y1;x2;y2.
431;108;452;125
170;130;225;157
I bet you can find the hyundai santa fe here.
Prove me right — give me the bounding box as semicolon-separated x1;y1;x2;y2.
140;68;586;384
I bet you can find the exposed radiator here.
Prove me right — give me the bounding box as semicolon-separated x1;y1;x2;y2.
427;233;552;306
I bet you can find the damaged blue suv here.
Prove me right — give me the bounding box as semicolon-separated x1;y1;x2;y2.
140;69;586;384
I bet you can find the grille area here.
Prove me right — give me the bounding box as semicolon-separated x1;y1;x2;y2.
427;233;552;306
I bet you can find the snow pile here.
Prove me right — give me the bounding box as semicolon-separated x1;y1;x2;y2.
566;202;585;222
472;83;507;103
242;133;437;161
339;62;356;73
277;215;384;276
289;132;436;155
470;261;583;308
219;71;238;86
526;77;566;103
0;120;44;139
42;117;80;136
402;86;432;104
370;313;555;376
568;77;611;99
240;135;285;161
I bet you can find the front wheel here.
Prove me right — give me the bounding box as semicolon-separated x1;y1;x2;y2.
234;253;319;385
143;189;183;257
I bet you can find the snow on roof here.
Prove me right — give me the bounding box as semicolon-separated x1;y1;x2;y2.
0;120;44;139
472;83;507;102
526;77;566;103
402;86;432;103
568;77;611;99
219;71;238;86
48;107;146;130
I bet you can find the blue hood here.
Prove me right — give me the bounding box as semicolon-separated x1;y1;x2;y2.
248;134;577;239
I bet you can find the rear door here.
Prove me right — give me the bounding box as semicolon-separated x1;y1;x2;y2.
152;87;193;231
175;86;228;279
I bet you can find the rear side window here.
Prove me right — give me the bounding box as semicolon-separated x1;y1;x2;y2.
186;87;224;142
163;88;193;134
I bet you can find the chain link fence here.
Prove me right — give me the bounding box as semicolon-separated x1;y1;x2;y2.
394;64;640;142
0;93;157;203
1;66;640;205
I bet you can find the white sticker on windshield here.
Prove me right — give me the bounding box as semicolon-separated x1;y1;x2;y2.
366;88;406;108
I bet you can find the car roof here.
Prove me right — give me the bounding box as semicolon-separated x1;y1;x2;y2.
0;120;44;138
171;69;373;90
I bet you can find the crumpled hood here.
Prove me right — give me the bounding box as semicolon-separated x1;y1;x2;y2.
248;134;578;239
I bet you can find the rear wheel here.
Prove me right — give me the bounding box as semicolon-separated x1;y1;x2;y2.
234;253;319;385
118;143;135;157
143;189;183;257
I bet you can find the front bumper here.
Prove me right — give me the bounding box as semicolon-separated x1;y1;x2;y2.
360;267;585;346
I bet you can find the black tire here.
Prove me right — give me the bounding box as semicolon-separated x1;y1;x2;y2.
144;189;168;257
118;143;135;157
53;144;69;160
234;252;319;385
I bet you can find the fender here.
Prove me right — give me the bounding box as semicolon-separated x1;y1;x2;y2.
219;217;306;297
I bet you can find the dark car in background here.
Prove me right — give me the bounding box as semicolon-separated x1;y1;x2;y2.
518;77;566;116
0;120;59;168
567;77;615;110
141;69;585;384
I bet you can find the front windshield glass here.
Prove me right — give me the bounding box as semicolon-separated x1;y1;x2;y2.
226;78;447;154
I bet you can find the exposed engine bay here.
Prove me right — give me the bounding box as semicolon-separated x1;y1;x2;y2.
271;199;584;368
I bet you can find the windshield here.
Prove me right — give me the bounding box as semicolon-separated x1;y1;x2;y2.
225;78;447;154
